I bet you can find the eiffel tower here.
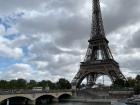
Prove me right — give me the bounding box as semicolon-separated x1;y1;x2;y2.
72;0;126;89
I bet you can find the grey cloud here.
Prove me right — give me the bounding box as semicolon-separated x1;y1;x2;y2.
17;12;90;48
16;15;59;35
29;42;63;55
16;0;140;49
16;0;140;80
127;30;140;48
46;0;86;12
47;54;80;74
103;0;140;33
56;15;90;47
0;0;46;15
120;57;140;72
11;35;39;47
1;0;140;81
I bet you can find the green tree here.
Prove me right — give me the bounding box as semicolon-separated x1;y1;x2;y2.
0;80;8;89
56;78;71;89
16;79;27;89
9;80;17;89
45;80;56;90
135;75;140;84
136;75;140;81
27;80;37;89
127;77;136;87
134;84;140;94
36;80;56;90
0;78;72;90
37;80;49;89
112;79;126;89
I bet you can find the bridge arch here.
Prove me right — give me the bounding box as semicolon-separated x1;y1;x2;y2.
35;94;56;100
57;93;72;98
35;94;55;104
0;92;73;104
0;96;32;104
58;93;72;102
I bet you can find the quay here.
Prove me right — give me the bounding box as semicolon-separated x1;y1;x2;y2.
62;98;118;104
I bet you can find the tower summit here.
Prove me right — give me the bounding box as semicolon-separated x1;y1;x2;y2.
90;0;105;39
72;0;126;88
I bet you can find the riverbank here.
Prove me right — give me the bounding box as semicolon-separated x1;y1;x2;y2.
62;98;119;104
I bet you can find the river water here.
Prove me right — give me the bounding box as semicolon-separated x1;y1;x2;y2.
48;102;127;105
2;101;128;105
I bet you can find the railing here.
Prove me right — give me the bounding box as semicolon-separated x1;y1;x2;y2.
0;89;72;95
81;59;119;66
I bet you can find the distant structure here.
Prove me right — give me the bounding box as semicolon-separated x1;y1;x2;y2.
72;0;126;89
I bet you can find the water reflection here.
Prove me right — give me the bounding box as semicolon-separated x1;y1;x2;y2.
47;102;126;105
49;102;109;105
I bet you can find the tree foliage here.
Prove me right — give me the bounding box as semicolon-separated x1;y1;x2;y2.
0;78;71;90
111;79;126;88
127;77;136;87
56;78;71;89
111;75;140;94
134;84;140;94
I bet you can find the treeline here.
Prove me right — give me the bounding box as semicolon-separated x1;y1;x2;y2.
112;75;140;94
0;78;71;90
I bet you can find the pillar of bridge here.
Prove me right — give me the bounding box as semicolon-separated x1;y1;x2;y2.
72;88;77;97
6;99;9;105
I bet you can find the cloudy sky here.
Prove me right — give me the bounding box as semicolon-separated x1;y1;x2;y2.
0;0;140;83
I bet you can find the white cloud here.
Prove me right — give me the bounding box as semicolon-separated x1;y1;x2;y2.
0;63;33;80
0;63;64;82
0;24;5;36
33;61;48;71
0;45;23;59
0;0;140;82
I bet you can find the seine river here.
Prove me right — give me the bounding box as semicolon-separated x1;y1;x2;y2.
47;102;127;105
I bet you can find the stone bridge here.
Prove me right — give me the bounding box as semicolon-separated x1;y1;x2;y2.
0;91;72;104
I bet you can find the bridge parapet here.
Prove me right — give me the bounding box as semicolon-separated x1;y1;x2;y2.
0;91;72;103
0;89;72;95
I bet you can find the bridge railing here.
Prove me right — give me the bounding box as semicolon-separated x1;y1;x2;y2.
0;89;72;95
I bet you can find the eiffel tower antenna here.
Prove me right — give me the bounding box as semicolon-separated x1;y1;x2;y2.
72;0;126;89
91;0;105;38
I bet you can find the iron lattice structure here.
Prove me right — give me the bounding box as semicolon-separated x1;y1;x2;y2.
72;0;126;88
